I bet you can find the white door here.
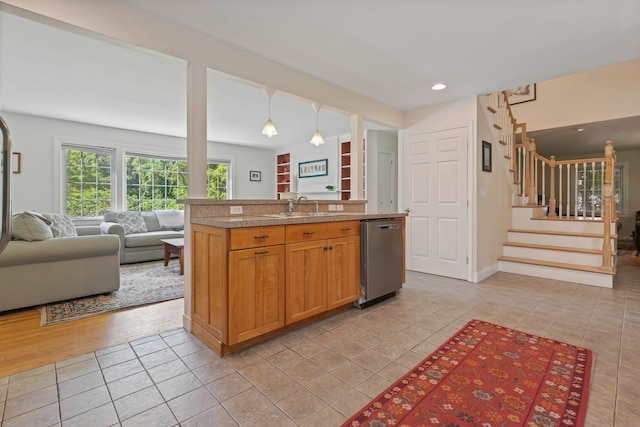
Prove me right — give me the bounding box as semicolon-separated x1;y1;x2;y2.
377;150;394;213
403;127;468;279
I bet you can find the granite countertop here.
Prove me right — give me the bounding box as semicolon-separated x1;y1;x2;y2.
191;212;407;228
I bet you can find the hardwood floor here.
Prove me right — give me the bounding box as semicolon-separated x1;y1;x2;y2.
618;250;640;267
0;299;184;378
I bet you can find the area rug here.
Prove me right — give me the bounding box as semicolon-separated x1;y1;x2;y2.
343;319;592;427
40;260;183;326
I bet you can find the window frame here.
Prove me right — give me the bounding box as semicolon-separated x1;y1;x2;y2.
55;136;233;216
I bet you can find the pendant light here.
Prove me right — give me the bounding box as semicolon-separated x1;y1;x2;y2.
310;103;325;146
261;88;278;137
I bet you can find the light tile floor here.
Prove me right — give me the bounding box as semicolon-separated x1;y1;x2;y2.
1;265;639;426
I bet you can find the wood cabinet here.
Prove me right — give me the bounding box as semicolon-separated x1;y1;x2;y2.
191;224;285;353
229;245;284;345
285;221;359;323
191;220;360;356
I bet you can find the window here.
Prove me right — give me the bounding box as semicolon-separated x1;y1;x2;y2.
61;142;230;215
62;145;115;216
207;162;228;200
125;153;230;211
577;164;624;216
126;154;188;211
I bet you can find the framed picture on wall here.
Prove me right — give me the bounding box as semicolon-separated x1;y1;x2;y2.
299;158;328;178
482;141;492;172
505;84;536;105
249;170;261;182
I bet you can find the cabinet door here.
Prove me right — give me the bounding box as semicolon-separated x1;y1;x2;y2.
229;245;285;345
286;240;327;324
327;236;360;309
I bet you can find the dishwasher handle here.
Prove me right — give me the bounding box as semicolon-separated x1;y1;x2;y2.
373;224;400;230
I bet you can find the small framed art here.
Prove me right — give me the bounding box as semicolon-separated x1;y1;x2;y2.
249;170;261;182
482;141;492;172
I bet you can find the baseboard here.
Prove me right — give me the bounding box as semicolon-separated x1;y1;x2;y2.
474;263;499;283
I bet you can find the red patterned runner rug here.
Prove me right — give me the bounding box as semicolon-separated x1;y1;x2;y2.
343;319;592;427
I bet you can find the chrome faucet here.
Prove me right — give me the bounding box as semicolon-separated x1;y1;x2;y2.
288;195;308;213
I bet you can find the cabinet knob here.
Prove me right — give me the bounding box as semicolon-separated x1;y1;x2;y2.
340;227;351;231
303;231;315;235
254;235;269;239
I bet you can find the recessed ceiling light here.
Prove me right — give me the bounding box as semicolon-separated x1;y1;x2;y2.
576;128;585;132
432;82;447;91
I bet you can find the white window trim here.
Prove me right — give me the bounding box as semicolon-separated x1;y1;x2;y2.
617;161;629;217
55;136;235;212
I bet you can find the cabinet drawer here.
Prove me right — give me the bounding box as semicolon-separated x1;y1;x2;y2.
286;220;359;243
229;226;285;250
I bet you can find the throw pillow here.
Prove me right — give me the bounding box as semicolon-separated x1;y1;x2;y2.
103;210;118;223
115;211;148;235
11;212;54;241
41;213;78;238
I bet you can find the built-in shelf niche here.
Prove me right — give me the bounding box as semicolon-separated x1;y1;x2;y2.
276;152;290;198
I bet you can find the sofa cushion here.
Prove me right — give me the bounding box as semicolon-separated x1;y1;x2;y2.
11;212;54;241
42;213;78;238
114;211;148;235
124;230;184;248
142;211;161;232
155;210;184;230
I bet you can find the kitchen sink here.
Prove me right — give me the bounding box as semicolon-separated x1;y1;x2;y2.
261;212;342;218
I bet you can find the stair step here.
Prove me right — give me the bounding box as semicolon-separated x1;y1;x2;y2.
503;242;601;254
498;256;615;275
508;228;603;238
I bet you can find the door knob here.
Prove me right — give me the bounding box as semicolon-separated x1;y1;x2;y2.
404;208;411;213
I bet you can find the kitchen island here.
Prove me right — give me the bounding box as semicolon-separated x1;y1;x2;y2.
182;199;405;356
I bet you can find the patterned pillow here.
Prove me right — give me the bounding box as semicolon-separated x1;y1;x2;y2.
11;212;54;241
41;213;78;238
115;211;148;235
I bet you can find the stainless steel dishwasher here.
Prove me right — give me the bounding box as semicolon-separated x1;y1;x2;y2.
354;218;404;308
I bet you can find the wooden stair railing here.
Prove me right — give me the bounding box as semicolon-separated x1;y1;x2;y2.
486;91;617;271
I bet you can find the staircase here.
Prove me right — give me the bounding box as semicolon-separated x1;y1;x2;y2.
485;92;617;288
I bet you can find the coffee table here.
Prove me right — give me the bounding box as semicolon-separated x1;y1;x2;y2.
160;238;184;275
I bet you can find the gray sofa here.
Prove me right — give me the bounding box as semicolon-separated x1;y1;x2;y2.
0;234;121;312
100;210;184;264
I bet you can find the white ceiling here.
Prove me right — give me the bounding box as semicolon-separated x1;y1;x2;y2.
1;1;640;151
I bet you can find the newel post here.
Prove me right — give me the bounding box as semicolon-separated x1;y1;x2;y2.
601;140;614;269
548;156;557;217
527;139;537;205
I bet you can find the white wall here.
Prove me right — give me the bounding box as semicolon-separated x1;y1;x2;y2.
511;57;640;131
475;97;514;281
2;111;275;213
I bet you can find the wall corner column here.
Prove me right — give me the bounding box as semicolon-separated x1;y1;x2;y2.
350;114;364;200
184;60;208;330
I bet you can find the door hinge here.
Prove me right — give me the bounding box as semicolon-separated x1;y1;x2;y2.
466;257;469;264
